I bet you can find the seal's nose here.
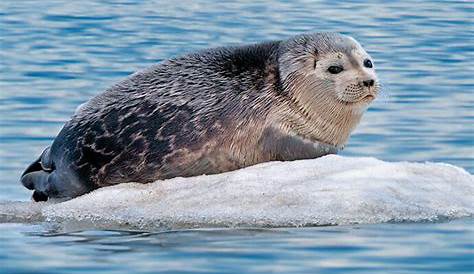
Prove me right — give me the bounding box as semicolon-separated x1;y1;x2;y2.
362;79;375;87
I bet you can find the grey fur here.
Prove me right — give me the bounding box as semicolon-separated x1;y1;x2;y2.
21;32;377;201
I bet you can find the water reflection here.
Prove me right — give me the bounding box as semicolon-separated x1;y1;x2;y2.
2;219;473;273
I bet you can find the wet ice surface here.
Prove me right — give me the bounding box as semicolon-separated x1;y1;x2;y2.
2;155;472;231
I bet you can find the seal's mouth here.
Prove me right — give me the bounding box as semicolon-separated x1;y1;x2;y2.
339;94;376;105
357;90;378;102
339;84;379;105
362;94;375;101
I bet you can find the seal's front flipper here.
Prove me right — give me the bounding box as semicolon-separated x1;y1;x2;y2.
259;127;340;161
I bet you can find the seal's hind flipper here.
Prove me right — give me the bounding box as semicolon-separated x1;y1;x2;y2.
20;147;58;202
21;146;94;201
21;170;56;201
21;157;42;189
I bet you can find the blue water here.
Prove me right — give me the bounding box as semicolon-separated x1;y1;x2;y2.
0;0;473;273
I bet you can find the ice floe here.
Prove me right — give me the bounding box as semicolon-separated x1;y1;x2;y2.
1;155;473;230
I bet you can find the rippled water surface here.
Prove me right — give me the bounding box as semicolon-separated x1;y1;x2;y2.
2;219;473;274
0;0;473;273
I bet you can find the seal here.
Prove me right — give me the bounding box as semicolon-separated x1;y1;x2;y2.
21;32;379;201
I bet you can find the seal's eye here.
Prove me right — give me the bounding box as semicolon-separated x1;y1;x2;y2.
327;65;343;74
364;59;373;68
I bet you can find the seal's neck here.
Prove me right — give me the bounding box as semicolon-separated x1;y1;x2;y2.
276;93;364;148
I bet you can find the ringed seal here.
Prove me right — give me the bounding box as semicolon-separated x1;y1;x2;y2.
21;32;379;201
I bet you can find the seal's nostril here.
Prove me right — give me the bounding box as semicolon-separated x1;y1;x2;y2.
363;79;374;87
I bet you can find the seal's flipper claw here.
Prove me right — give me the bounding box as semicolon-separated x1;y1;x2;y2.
32;191;48;202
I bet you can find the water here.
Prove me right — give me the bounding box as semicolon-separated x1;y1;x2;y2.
0;0;473;273
2;220;473;274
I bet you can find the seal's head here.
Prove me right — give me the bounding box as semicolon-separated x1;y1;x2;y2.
278;32;379;146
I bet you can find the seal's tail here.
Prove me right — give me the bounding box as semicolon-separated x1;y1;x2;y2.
21;147;57;202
